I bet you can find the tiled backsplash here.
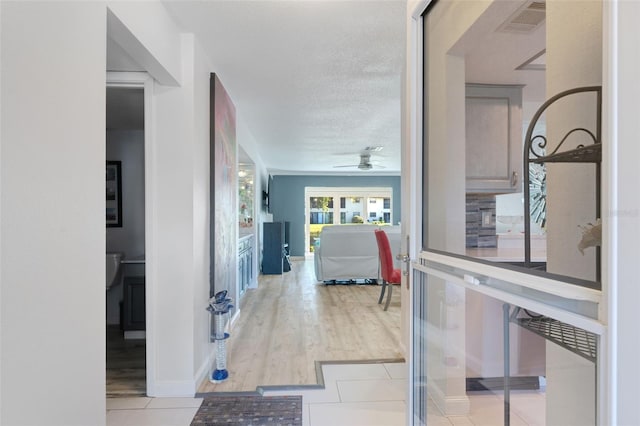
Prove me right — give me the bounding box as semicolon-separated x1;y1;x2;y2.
466;194;497;248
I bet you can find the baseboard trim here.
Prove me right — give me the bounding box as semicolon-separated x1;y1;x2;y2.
149;380;197;397
194;347;217;396
427;378;470;416
230;308;241;328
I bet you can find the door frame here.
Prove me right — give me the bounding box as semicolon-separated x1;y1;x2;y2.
106;71;157;396
405;1;431;422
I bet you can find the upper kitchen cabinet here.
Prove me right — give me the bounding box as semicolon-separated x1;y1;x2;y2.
466;83;523;194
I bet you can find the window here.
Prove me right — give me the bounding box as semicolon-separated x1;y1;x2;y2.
310;211;333;224
305;187;393;253
310;197;333;209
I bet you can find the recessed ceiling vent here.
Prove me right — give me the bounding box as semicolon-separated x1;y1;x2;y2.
497;1;546;34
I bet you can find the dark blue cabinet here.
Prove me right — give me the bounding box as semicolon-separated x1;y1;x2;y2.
262;222;290;274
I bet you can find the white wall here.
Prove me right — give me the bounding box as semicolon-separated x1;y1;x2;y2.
107;2;182;86
1;2;106;424
0;0;225;408
546;1;601;282
545;2;601;424
189;35;216;389
150;34;200;395
106;3;218;396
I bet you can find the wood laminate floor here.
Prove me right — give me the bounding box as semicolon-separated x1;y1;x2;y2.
198;258;403;393
106;326;146;397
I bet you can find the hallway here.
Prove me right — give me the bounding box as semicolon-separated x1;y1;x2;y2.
198;258;403;393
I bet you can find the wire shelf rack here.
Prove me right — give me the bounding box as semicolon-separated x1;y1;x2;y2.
513;314;597;363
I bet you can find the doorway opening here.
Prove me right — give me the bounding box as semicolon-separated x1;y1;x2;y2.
105;81;147;397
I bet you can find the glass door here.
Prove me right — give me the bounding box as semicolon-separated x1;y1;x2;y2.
409;0;606;424
410;254;603;425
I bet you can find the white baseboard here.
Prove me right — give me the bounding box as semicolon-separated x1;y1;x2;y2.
195;310;239;392
148;379;197;397
427;377;470;415
229;308;241;330
195;347;216;393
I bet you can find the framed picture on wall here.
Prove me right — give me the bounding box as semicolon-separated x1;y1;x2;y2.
106;161;122;227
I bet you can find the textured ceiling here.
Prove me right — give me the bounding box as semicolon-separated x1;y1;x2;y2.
162;1;406;175
106;1;546;176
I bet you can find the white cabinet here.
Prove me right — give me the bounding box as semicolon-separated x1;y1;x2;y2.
466;84;523;193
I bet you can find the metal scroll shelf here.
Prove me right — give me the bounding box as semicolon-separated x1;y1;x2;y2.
523;85;602;284
510;307;597;363
504;87;602;424
503;305;598;426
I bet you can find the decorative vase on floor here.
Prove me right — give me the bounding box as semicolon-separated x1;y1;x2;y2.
207;290;233;383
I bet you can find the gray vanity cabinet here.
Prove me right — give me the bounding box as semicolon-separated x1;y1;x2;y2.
465;84;523;193
123;276;145;331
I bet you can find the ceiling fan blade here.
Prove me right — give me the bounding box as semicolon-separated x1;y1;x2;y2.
333;164;360;168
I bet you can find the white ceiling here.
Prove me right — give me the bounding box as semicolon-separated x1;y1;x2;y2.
107;0;546;176
106;1;405;175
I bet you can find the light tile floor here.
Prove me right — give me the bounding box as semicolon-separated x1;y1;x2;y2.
106;362;545;426
106;397;203;426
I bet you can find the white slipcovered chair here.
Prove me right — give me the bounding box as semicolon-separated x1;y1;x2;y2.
314;224;401;282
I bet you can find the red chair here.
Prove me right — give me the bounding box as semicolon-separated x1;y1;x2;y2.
374;229;401;311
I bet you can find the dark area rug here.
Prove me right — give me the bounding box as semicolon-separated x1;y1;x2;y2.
191;395;302;426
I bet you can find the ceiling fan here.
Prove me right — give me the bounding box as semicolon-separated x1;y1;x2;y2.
333;147;386;170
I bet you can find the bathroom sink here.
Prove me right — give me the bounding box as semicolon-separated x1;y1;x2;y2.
106;252;124;290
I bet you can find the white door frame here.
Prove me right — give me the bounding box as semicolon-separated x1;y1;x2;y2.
603;2;640;424
405;2;431;422
106;71;157;396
